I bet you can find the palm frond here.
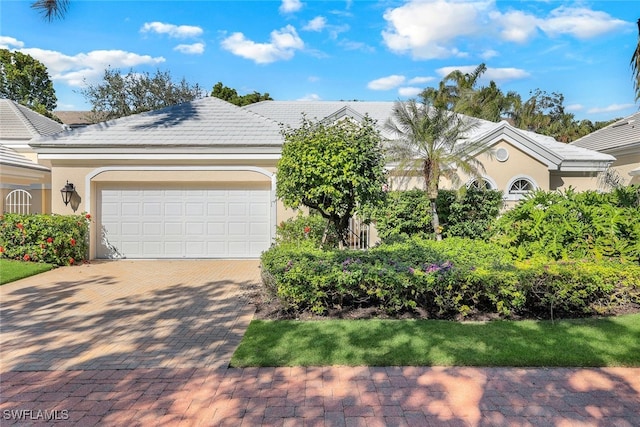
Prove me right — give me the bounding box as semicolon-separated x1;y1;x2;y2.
31;0;69;21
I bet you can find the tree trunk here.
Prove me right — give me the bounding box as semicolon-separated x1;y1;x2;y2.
430;198;442;241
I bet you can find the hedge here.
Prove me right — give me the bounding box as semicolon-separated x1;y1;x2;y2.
0;213;91;266
261;237;640;319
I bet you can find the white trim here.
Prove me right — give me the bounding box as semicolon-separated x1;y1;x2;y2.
85;165;278;247
504;175;538;201
38;153;282;160
465;175;498;190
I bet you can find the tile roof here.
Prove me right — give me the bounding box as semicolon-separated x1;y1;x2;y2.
246;101;614;168
53;111;93;128
0;144;50;172
0;99;67;140
244;101;396;130
30;98;615;170
31;97;283;152
571;111;640;153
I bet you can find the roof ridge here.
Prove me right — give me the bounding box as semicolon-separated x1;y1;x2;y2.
4;100;39;137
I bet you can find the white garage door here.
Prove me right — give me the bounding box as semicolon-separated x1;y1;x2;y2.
97;186;271;259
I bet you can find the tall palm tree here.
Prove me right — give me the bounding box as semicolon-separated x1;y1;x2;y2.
632;18;640;102
31;0;68;20
385;97;490;241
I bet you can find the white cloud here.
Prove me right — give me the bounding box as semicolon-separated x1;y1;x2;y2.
19;47;165;86
491;10;538;43
587;104;635;114
141;22;203;38
304;16;327;32
381;1;632;59
338;39;375;53
408;76;435;85
436;65;529;82
480;49;499;60
280;0;303;14
539;7;630;39
298;93;321;101
565;104;584;112
221;25;304;64
174;43;205;55
482;67;530;81
398;87;422;97
0;36;24;49
381;0;488;59
367;75;406;90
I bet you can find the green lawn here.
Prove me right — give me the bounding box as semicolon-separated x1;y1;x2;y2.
231;314;640;367
0;259;54;285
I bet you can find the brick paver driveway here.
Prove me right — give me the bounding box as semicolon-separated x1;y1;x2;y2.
1;260;639;426
0;260;258;372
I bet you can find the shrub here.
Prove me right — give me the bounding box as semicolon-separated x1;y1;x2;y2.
368;188;503;242
275;211;341;249
444;187;503;240
0;213;91;266
492;186;640;263
261;238;640;319
516;258;640;319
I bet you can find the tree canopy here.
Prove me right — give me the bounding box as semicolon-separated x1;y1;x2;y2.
211;82;272;106
421;63;616;143
276;116;387;246
0;49;57;115
80;68;204;122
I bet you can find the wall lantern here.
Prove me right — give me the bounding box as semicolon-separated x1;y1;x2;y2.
60;181;76;206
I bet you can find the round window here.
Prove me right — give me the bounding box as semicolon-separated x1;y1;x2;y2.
496;147;509;162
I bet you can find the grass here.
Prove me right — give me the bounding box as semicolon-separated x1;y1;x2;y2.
0;259;54;285
231;314;640;368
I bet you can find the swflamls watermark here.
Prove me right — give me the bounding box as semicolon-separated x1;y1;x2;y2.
2;409;69;421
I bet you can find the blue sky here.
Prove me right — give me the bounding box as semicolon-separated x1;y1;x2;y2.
1;0;638;121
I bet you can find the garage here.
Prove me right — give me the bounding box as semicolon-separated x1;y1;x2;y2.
97;185;272;259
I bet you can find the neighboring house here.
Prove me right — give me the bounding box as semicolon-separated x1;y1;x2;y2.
54;111;93;130
0;99;66;213
571;111;640;185
30;98;615;260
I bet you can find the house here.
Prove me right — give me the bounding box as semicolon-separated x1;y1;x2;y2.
571;111;640;185
29;98;614;260
244;101;615;205
54;111;93;130
0;99;66;213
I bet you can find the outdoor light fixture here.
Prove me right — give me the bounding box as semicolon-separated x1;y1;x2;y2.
60;181;76;206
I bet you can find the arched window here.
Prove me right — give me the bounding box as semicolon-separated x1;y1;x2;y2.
505;176;537;202
5;189;32;214
509;178;534;194
467;178;495;190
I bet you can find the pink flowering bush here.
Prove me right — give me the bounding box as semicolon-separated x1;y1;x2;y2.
0;213;90;266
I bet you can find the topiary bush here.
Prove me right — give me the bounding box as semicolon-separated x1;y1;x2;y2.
0;213;91;266
261;237;640;320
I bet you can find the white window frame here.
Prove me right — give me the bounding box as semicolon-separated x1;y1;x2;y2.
5;189;32;214
505;176;538;201
465;176;498;191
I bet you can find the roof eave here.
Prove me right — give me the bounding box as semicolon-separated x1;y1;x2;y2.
558;160;614;172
